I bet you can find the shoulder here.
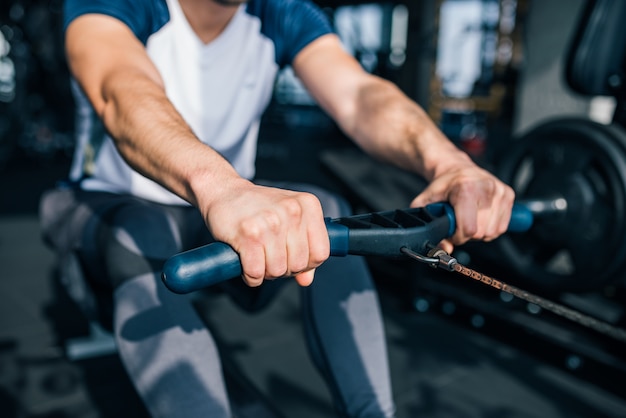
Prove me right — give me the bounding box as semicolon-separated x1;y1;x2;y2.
246;0;334;67
247;0;331;29
63;0;169;44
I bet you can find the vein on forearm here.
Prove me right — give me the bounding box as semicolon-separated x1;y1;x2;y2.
345;79;467;181
98;70;240;206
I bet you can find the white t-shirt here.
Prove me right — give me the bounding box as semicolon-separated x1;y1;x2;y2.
64;0;332;205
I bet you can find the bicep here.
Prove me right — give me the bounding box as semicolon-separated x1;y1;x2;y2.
65;14;164;114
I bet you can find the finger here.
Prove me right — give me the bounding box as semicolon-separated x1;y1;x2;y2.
498;197;514;235
450;198;479;244
410;186;442;208
283;193;326;276
239;244;266;287
438;239;454;255
286;224;309;277
294;268;315;287
497;187;516;236
480;202;502;241
306;205;330;267
255;212;288;279
293;193;329;272
482;188;514;241
237;214;277;284
488;201;514;241
264;236;288;279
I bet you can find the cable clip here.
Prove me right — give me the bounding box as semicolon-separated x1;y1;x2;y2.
426;248;458;271
400;246;457;271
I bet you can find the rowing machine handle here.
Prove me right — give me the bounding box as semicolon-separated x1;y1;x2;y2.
161;203;533;294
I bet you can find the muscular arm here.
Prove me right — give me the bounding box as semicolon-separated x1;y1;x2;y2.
66;14;243;208
292;35;464;179
66;14;329;286
294;34;515;248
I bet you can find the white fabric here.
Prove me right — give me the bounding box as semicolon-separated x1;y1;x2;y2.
72;0;278;205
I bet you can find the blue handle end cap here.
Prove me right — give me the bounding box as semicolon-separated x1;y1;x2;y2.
508;204;534;232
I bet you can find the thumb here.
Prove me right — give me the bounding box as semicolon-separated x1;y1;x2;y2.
294;269;315;287
410;185;446;208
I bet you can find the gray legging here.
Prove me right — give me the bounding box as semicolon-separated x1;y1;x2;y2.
46;182;396;418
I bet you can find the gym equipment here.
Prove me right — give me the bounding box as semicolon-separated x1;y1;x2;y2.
161;202;532;294
491;0;626;292
495;118;626;292
161;202;626;343
165;117;626;295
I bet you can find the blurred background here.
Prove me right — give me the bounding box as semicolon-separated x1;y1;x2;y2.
1;0;626;417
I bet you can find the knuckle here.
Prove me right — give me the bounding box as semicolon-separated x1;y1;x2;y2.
453;184;477;201
267;263;288;278
240;253;265;280
243;275;264;288
242;264;265;281
282;197;303;219
310;246;329;266
505;186;516;202
301;192;321;208
463;223;478;238
264;211;282;232
240;211;282;239
290;258;309;274
240;219;264;240
483;229;497;242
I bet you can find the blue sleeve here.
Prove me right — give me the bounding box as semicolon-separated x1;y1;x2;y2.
63;0;169;45
248;0;335;68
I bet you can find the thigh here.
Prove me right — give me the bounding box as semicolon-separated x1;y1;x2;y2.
71;191;204;289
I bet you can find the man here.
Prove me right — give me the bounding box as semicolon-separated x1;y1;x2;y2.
42;0;514;416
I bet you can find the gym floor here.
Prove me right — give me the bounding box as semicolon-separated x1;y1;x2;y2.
1;134;626;418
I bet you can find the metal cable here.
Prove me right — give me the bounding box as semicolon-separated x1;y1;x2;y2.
451;262;626;343
401;246;626;343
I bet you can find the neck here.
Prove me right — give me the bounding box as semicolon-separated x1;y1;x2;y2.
178;0;241;44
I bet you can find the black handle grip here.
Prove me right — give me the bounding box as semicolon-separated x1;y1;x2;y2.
161;203;533;294
161;221;351;294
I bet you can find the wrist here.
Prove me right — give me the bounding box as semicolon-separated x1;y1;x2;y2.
188;166;250;210
418;131;474;181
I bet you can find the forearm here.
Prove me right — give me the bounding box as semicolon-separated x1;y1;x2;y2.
342;78;474;181
295;35;513;248
65;14;246;209
96;69;246;208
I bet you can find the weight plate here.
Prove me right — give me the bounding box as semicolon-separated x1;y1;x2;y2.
496;118;626;293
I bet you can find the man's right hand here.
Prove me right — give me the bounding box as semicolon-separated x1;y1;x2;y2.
202;180;330;288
